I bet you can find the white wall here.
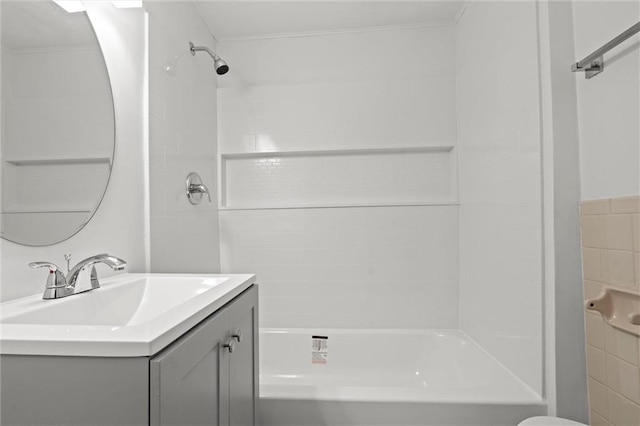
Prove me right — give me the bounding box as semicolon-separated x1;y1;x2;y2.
0;47;9;245
537;1;589;421
217;26;460;329
457;1;543;394
571;1;640;423
573;1;639;200
0;3;147;302
144;1;221;273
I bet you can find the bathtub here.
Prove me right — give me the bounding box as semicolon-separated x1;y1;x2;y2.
259;329;546;426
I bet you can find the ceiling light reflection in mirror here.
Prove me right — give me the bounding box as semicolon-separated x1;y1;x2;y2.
52;0;142;13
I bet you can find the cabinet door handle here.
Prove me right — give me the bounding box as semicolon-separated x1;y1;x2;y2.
224;339;235;353
232;331;242;343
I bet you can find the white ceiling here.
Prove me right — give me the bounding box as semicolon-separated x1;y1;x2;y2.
195;1;467;40
1;1;97;50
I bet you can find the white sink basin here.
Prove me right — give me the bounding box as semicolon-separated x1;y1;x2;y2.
3;276;229;327
0;273;255;357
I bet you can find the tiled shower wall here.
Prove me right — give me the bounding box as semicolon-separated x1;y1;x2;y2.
145;1;221;272
220;206;459;328
456;1;543;394
581;197;640;426
217;26;459;329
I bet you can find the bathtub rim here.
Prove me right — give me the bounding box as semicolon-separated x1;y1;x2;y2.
259;327;544;405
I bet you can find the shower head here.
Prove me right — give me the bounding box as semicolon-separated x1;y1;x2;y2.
214;57;229;75
189;42;229;75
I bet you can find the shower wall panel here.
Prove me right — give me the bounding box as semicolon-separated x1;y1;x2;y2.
217;26;459;329
456;1;543;395
146;1;221;273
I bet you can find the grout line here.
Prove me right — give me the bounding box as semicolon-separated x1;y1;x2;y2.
605;350;640;367
608;387;640;410
220;203;460;211
589;375;607;388
589;405;608;422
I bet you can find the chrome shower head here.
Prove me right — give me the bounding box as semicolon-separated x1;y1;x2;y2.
189;42;229;75
214;57;229;75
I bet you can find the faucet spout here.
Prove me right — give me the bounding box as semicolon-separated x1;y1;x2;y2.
67;254;127;287
30;253;127;299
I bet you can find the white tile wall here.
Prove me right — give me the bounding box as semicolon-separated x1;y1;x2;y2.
217;26;459;329
217;26;457;153
145;1;220;273
222;148;454;208
457;1;543;394
220;206;459;329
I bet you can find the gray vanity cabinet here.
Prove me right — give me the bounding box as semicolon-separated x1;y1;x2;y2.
228;287;259;426
150;285;258;426
0;285;258;426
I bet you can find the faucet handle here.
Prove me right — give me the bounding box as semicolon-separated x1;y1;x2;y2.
186;172;212;204
64;253;72;273
190;183;212;202
29;262;68;294
29;261;61;273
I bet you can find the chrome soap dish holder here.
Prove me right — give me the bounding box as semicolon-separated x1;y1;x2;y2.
186;172;211;205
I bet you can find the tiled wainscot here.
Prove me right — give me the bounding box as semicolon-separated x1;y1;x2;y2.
581;196;640;426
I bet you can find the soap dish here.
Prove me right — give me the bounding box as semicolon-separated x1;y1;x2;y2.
586;286;640;336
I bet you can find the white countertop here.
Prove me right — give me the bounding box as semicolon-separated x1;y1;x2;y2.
0;273;256;357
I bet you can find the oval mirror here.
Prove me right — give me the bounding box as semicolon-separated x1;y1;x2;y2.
0;0;115;246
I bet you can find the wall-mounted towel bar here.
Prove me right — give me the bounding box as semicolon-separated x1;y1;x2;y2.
572;21;640;79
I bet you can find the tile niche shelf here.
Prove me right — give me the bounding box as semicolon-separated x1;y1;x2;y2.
2;156;112;166
219;146;458;210
1;156;111;214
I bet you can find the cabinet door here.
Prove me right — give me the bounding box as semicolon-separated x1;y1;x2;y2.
228;286;259;426
150;308;231;426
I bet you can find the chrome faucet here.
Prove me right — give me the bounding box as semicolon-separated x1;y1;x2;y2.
188;183;212;202
186;172;212;204
29;254;127;300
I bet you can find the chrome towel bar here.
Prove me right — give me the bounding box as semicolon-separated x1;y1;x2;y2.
572;21;640;79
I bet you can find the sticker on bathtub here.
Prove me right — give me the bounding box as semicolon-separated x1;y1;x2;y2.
312;335;328;364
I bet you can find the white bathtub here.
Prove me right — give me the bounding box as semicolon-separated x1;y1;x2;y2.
259;329;546;426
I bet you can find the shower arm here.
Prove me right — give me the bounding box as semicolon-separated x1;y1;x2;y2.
189;42;219;61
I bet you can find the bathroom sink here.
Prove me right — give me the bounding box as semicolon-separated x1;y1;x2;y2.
0;273;255;357
3;275;229;326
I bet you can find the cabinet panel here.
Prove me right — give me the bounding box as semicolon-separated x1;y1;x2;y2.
0;355;148;426
150;308;231;426
1;284;257;426
229;286;259;426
